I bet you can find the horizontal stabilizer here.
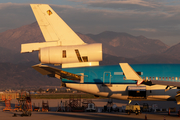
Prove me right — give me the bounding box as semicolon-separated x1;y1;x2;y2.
21;41;59;53
32;64;81;80
119;63;143;86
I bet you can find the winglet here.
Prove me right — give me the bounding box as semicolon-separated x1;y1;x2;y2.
119;63;143;86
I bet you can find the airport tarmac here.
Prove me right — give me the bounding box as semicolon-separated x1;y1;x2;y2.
0;99;180;120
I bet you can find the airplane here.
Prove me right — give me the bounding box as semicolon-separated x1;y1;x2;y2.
21;4;180;104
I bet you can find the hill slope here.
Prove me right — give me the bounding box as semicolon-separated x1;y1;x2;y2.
87;31;169;58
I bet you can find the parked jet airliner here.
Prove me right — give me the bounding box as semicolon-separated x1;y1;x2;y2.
21;4;180;104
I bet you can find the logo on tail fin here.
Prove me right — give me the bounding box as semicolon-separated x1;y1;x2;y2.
47;10;52;15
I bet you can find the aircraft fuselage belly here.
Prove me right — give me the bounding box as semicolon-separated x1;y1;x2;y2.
65;83;178;101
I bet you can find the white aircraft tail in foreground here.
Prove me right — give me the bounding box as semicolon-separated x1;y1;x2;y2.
21;4;102;68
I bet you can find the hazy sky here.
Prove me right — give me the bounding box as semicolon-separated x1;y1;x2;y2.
1;0;180;46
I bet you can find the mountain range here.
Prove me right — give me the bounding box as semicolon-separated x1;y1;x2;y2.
0;22;180;90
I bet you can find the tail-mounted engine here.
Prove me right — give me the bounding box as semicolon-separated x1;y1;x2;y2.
39;43;102;64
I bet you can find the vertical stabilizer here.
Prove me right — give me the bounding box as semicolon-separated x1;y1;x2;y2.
30;4;85;45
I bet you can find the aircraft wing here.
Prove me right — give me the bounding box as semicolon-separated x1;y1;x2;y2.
119;63;144;86
32;64;81;80
30;4;84;45
150;80;180;87
120;63;180;87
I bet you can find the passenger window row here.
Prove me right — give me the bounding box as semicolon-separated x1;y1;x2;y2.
142;77;178;81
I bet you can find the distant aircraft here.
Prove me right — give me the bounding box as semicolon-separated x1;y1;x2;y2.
21;4;180;104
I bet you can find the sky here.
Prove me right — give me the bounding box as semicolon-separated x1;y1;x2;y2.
0;0;180;46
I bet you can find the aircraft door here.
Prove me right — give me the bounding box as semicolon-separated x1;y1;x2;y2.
103;72;111;84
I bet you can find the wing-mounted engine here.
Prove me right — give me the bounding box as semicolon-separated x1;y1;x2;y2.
175;90;180;104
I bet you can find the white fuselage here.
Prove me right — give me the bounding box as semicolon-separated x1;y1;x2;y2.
65;83;178;101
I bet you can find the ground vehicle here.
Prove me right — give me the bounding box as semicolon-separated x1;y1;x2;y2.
125;105;141;115
121;106;126;112
110;104;119;112
152;104;158;112
85;103;96;112
142;103;149;112
102;99;119;112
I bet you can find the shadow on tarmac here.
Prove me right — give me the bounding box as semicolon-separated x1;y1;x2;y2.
37;112;146;120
